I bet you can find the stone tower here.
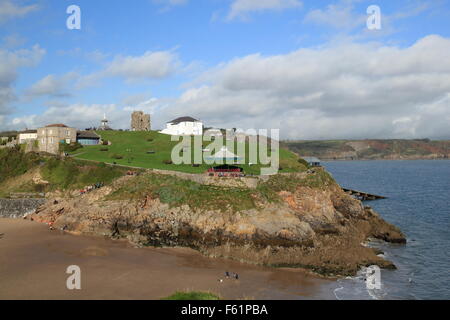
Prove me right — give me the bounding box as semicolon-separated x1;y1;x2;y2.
131;111;151;131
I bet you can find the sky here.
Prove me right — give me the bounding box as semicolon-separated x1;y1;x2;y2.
0;0;449;139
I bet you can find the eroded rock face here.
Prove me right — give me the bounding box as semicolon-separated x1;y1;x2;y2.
28;173;406;277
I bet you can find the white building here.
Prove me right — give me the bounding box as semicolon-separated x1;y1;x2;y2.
18;130;38;144
160;117;203;136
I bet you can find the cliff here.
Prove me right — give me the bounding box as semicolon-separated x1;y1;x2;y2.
27;169;406;277
284;139;450;160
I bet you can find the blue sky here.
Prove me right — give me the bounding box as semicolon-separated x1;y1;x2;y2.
1;0;449;139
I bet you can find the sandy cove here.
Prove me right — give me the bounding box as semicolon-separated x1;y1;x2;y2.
0;218;335;300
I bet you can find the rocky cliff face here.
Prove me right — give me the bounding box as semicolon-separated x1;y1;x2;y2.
27;171;406;277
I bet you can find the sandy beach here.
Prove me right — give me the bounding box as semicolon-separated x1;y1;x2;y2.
0;218;334;300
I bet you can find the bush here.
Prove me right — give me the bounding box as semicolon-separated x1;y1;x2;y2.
0;147;41;183
100;148;109;152
163;159;173;165
298;158;310;168
162;291;220;300
102;140;109;146
60;142;83;153
111;154;124;160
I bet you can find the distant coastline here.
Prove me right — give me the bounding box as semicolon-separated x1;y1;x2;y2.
283;139;450;161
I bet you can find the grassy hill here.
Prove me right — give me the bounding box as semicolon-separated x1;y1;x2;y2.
71;130;305;175
283;139;450;160
0;147;129;197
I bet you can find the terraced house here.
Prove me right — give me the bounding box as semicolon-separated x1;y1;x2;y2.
37;124;77;154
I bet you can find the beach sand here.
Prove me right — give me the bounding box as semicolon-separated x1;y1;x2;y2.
0;218;335;300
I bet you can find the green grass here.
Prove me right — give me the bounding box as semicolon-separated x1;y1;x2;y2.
162;291;220;300
71;130;306;175
107;172;259;212
0;147;129;194
41;157;128;190
108;168;336;212
0;146;41;184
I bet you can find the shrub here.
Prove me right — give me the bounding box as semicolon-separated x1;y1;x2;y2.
0;147;41;183
102;140;109;146
100;148;109;152
163;159;173;165
111;154;124;160
162;291;220;300
60;142;83;153
298;158;310;168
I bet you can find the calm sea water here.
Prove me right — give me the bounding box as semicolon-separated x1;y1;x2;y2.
322;160;450;300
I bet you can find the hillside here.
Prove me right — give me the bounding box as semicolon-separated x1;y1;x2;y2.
283;139;450;160
71;130;304;175
1;148;406;277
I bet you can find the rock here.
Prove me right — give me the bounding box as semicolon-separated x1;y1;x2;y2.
28;171;406;277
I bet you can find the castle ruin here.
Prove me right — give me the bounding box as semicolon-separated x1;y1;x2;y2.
131;111;151;131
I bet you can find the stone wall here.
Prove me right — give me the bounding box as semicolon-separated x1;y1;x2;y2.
152;169;262;189
0;199;46;219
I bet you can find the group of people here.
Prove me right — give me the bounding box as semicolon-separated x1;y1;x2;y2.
79;182;104;195
218;271;240;283
209;173;245;178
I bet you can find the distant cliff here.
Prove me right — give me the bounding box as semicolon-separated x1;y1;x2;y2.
283;139;450;160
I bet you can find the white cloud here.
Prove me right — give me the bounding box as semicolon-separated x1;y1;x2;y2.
157;35;450;139
30;50;181;93
9;96;170;131
103;51;179;82
228;0;302;20
152;0;188;12
304;0;433;38
25;73;77;98
0;45;45;119
0;0;38;23
304;1;365;30
11;103;121;130
1;34;26;48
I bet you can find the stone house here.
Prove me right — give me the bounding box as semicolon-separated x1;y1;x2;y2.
37;124;77;154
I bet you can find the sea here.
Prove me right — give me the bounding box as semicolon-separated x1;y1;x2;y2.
321;160;450;300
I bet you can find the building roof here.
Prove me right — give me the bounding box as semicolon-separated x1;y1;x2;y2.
302;157;321;163
77;131;100;139
205;146;243;161
45;124;68;128
168;116;199;124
